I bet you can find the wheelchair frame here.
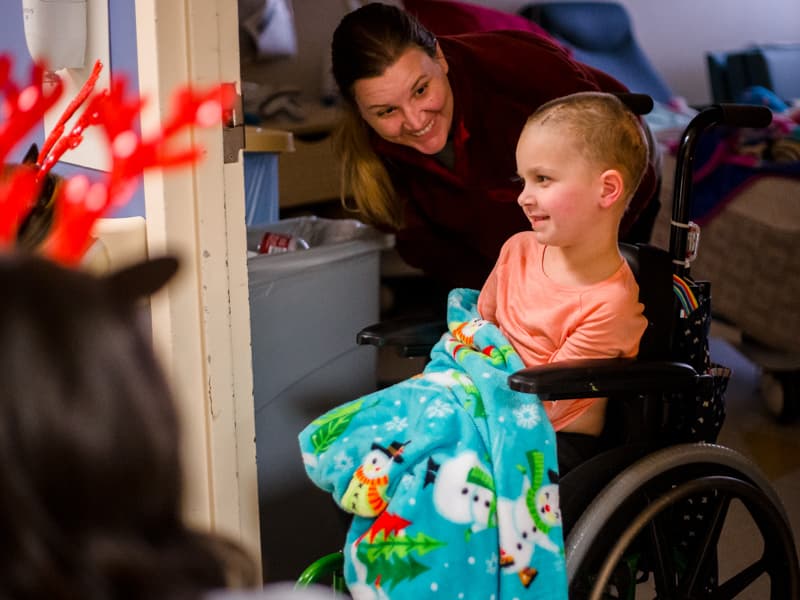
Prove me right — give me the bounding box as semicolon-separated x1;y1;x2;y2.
297;103;800;598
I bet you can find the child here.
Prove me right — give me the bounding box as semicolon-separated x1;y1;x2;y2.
478;91;649;473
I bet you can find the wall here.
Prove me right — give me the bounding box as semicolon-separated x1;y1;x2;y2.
247;0;800;107
240;0;350;105
0;0;145;217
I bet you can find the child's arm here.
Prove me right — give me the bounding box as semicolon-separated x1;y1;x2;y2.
477;235;518;324
549;297;646;364
477;272;497;323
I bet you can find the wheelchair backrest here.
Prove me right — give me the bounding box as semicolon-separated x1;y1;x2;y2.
610;243;682;447
619;243;674;361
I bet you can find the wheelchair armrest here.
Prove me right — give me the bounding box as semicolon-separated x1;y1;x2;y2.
508;358;700;400
356;316;447;358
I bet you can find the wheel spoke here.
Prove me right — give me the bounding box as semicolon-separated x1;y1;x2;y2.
645;508;678;594
682;492;731;595
714;557;767;599
573;460;799;600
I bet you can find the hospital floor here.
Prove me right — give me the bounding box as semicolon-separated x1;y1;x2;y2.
709;328;800;597
375;317;800;596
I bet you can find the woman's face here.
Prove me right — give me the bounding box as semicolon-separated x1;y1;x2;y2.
353;45;454;155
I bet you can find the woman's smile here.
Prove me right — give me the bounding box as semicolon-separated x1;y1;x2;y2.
409;119;435;137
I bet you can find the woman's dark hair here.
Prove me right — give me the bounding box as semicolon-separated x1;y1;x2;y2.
331;2;437;103
0;254;254;599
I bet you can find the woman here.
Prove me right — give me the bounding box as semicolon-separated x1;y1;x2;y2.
0;254;256;599
331;2;659;291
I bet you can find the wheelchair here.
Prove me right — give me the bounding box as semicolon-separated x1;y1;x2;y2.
297;103;800;598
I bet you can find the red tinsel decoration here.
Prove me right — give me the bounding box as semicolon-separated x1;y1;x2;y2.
0;54;236;265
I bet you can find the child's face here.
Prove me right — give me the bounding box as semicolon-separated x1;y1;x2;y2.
514;122;605;247
353;46;454;155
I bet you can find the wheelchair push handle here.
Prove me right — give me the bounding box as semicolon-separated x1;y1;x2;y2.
715;103;773;129
669;103;772;275
614;92;655;116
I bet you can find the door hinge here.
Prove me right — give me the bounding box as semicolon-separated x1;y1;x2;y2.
222;84;244;164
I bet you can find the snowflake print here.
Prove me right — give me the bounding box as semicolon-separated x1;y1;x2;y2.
485;552;498;575
332;451;353;472
513;403;541;429
426;399;455;419
385;415;409;432
400;473;416;492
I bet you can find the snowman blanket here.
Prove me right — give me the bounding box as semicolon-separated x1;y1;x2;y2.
299;289;567;599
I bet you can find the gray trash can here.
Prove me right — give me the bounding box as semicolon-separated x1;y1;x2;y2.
247;216;393;581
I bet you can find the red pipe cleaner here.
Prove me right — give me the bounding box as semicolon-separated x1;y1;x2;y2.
0;54;237;265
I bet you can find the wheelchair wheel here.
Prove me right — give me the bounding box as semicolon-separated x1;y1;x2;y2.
566;443;799;599
297;551;347;594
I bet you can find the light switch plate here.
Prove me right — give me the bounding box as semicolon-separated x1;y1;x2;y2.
42;0;110;172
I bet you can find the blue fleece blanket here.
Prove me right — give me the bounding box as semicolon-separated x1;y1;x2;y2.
299;289;567;599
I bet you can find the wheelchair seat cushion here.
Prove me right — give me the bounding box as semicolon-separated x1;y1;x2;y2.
556;431;610;475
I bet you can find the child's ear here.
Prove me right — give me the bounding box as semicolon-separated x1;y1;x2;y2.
598;169;624;209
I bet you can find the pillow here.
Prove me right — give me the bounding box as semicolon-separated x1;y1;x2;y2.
402;0;555;40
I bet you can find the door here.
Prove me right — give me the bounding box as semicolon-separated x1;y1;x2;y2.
134;0;260;568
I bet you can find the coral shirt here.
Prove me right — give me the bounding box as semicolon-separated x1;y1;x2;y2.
478;233;647;431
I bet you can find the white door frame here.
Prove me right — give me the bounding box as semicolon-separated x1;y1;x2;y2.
134;0;260;567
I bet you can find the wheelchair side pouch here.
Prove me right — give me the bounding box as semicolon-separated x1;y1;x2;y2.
670;278;729;442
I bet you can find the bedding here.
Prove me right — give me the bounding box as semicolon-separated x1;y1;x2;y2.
652;150;800;354
648;96;800;225
299;288;567;599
